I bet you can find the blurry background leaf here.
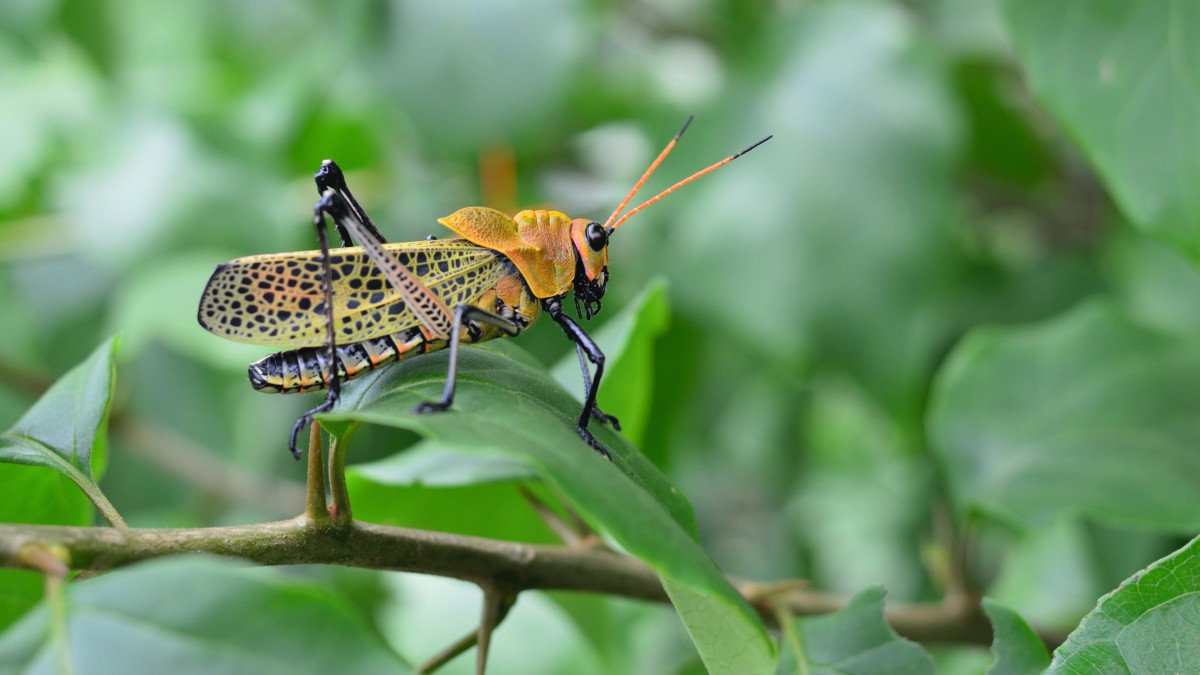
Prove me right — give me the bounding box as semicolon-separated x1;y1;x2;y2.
982;598;1050;675
781;586;934;674
381;0;586;150
1004;1;1200;259
669;2;963;421
0;557;410;674
930;301;1200;532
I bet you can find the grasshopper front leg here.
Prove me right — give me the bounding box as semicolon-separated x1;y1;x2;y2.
574;343;621;431
543;296;612;459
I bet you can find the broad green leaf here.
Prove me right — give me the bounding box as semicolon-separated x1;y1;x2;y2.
1004;1;1200;258
551;278;670;446
983;599;1050;675
319;342;775;674
0;556;409;674
792;379;934;597
782;586;934;674
1048;534;1200;674
0;338;121;525
929;300;1200;532
987;517;1114;631
1104;230;1200;339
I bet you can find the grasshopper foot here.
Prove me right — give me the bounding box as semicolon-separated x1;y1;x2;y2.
591;407;621;431
413;400;452;415
577;426;612;460
288;416;310;460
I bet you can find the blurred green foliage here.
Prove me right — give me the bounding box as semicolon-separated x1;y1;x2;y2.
3;0;1200;672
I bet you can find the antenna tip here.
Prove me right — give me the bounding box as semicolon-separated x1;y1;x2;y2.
674;115;695;141
733;135;773;159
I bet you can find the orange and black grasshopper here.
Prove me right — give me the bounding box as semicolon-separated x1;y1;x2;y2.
198;118;770;458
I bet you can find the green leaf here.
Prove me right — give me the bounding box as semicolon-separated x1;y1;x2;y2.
0;337;122;526
0;556;410;674
983;599;1050;675
1003;1;1200;258
1048;534;1200;674
551;278;670;446
783;586;934;674
929;300;1200;531
320;342;775;674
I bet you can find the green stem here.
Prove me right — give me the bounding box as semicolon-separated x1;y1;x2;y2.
776;603;808;675
80;483;126;529
47;574;73;675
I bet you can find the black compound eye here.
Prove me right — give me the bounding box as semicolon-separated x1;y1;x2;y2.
585;222;607;252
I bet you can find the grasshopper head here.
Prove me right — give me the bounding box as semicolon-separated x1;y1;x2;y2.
569;218;609;320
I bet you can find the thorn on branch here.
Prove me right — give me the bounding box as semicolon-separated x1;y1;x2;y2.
518;486;584;546
327;432;354;524
415;586;516;674
476;586;514;675
738;578;811;608
305;423;329;522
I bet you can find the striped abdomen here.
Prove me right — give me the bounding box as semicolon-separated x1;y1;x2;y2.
248;327;437;394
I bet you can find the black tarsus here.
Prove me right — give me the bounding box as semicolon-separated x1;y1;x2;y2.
413;305;520;414
543;296;612;459
314;159;388;247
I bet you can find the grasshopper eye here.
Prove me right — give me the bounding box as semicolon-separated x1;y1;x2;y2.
585;222;607;252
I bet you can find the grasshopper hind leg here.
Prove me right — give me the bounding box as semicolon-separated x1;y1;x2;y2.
286;163;406;458
286;186;351;459
314;159;388;246
289;384;340;460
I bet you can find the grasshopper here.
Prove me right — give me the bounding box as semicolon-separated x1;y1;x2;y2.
198;118;770;458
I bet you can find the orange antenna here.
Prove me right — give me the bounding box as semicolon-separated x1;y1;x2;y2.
608;134;772;233
601;116;694;231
